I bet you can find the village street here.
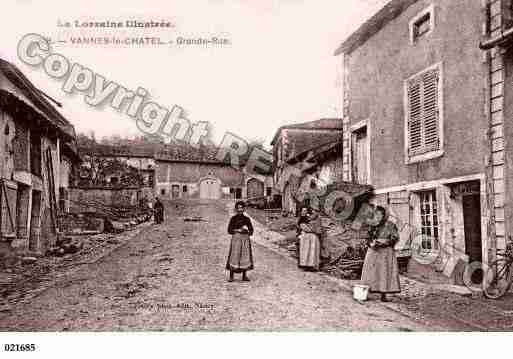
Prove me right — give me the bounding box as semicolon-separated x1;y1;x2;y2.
0;200;435;331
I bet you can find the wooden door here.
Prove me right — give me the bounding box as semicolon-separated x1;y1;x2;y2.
29;190;41;251
463;194;482;263
200;179;220;199
16;184;30;238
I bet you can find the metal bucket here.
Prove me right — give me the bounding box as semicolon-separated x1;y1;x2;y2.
353;284;370;301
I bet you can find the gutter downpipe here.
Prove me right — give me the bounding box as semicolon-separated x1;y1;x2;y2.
480;27;513;50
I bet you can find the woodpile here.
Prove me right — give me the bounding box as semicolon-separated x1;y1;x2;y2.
47;236;84;257
323;242;367;280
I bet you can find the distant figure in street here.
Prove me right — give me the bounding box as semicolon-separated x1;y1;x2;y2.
297;206;322;271
361;205;401;302
296;206;310;261
226;201;254;282
154;197;164;224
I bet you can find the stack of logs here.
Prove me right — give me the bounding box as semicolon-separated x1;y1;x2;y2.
324;243;367;279
47;236;84;257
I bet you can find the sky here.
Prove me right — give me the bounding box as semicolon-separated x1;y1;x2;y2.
1;0;388;145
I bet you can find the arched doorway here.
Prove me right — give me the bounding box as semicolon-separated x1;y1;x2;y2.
199;177;221;199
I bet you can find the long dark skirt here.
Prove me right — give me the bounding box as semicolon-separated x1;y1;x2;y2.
361;246;401;294
154;209;164;224
226;233;254;273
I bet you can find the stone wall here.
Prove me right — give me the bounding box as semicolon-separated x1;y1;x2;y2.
69;187;141;213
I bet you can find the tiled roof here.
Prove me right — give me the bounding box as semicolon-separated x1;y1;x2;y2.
0;58;75;139
289;138;343;166
155;143;225;163
271;118;342;145
283;129;342;162
334;0;419;56
78;143;156;158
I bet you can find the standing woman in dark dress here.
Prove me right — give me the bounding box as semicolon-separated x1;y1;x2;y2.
361;205;401;302
226;201;254;282
154;197;164;224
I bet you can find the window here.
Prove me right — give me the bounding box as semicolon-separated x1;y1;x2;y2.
405;63;443;163
182;185;187;193
413;14;430;40
410;5;434;43
419;191;439;250
266;187;272;196
161;189;166;195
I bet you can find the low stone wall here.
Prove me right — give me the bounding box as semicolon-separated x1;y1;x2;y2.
69;187;141;213
59;213;105;234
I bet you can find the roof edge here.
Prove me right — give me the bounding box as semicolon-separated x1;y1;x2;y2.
334;0;419;56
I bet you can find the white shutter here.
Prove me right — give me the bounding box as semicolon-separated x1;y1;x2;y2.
407;66;440;156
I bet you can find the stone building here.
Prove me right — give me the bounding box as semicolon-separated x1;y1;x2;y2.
479;0;513;272
0;58;79;254
271;118;343;214
72;143;156;210
155;144;273;200
335;0;503;284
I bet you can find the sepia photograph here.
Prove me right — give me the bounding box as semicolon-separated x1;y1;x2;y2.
0;0;512;357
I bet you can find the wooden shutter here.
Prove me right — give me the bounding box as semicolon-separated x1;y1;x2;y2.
407;80;423;155
422;69;440;151
407;67;440;156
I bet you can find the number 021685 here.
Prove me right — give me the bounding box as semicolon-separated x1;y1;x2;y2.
4;344;36;351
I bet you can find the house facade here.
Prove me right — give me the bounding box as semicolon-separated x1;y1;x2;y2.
271;118;343;214
0;59;80;254
336;0;501;283
155;144;273;200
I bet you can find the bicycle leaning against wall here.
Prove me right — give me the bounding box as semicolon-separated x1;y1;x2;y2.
483;240;513;299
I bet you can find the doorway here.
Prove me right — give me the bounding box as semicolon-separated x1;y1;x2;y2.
199;178;221;199
171;185;180;199
16;184;30;239
29;190;42;251
462;190;483;284
351;125;369;184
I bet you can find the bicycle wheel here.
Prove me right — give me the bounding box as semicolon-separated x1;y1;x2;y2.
484;259;513;299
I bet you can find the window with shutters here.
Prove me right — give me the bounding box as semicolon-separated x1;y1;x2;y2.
404;63;443;164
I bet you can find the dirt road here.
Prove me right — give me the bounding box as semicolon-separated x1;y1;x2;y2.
1;200;433;331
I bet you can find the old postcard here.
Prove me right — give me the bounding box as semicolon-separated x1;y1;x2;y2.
0;0;512;356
